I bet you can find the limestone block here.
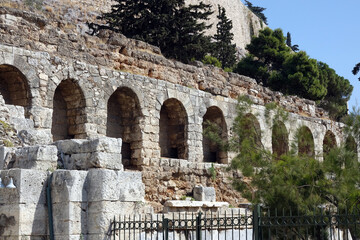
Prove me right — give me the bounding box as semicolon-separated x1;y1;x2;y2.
79;137;122;154
87;169;145;202
52;202;87;236
193;185;216;202
118;171;145;202
87;201;153;235
54;139;85;154
51;170;88;203
27;106;53;128
0;147;15;170
0;169;48;204
0;204;19;237
89;152;123;170
4;145;57;170
18;203;48;236
55;138;123;170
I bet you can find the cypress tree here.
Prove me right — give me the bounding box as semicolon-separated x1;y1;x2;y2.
213;5;236;69
88;0;213;63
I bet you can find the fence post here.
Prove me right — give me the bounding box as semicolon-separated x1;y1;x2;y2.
163;217;169;240
253;205;261;240
196;212;202;240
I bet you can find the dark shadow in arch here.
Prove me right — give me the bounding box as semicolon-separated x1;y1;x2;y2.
202;106;228;163
297;126;315;157
0;64;31;116
51;79;87;141
106;87;142;169
323;130;337;156
272;121;289;157
159;98;188;160
345;135;357;158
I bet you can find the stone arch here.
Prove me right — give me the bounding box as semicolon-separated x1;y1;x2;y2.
272;121;288;156
202;106;228;163
323;130;337;156
106;87;143;168
51;79;87;141
242;113;262;147
0;64;31;113
159;98;188;159
297;126;315;157
345;135;357;156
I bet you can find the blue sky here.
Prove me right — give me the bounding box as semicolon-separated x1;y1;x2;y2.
244;0;360;110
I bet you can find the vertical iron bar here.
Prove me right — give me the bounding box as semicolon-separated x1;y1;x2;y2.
224;211;227;240
232;209;234;240
244;208;247;240
211;210;214;240
253;205;260;240
163;216;169;240
217;211;220;240
196;212;202;240
172;212;175;240
205;211;207;240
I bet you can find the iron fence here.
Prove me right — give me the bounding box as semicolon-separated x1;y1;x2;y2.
109;206;360;240
109;210;253;240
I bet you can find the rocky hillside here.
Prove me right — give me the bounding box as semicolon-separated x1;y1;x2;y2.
0;0;264;54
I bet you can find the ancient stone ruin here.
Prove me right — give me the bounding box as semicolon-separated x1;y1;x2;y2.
0;2;357;239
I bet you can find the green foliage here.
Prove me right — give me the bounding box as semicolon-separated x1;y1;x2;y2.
209;163;217;181
234;28;353;120
212;5;236;69
202;55;222;68
206;97;360;215
3;139;13;147
244;0;267;24
89;0;213;63
0;120;12;133
352;62;360;81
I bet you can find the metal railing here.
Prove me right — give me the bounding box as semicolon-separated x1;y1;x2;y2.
109;206;360;240
254;205;360;240
109;210;253;240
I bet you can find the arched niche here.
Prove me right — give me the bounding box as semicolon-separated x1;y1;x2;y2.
106;87;142;168
272;121;289;157
241;113;262;148
297;126;315;157
202;106;228;163
345;135;357;157
51;79;87;141
0;64;31;114
159;98;188;159
323;130;337;156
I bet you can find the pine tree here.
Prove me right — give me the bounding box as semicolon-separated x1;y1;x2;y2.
88;0;213;63
213;5;236;69
352;62;360;81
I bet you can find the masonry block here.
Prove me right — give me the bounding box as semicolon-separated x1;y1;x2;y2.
193;185;216;202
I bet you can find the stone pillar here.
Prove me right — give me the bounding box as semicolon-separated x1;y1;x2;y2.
51;170;88;240
0;169;48;239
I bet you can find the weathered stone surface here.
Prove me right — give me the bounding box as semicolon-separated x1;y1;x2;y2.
87;169;145;202
163;200;229;213
51;170;88;203
3;145;57;170
54;137;123;170
193;185;216;202
0;169;48;204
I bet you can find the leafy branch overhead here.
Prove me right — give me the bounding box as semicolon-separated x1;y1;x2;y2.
352;62;360;81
